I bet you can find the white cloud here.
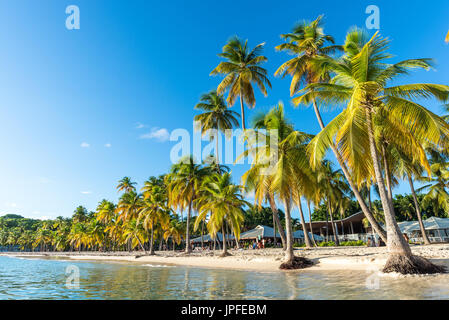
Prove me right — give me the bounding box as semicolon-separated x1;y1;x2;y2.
136;122;145;129
81;191;92;195
6;202;18;208
104;143;112;148
80;142;90;148
140;127;170;142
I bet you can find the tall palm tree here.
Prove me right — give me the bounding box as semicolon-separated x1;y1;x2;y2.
167;156;210;253
194;90;240;168
139;184;170;255
396;153;431;244
210;36;271;130
299;30;449;274
241;103;315;265
117;177;137;193
277;17;386;242
316;160;351;246
195;173;246;256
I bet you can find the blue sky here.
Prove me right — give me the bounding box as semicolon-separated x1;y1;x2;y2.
0;0;447;221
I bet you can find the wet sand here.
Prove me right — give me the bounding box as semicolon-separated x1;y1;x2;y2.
2;244;449;272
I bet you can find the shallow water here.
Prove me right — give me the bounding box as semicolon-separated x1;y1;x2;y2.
1;255;449;299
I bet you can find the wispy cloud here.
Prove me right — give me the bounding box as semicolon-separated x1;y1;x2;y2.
104;143;112;148
80;142;90;148
136;122;145;129
81;191;92;195
5;202;18;208
140;127;170;142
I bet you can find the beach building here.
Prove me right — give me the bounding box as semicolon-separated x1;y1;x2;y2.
398;217;449;243
239;225;323;243
307;212;368;241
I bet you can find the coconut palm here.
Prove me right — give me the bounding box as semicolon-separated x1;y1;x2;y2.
164;219;184;251
396;153;431;244
167;156;210;253
122;219;147;252
194;90;240;167
117;177;137;193
241;103;315;266
298;30;449;273
277;19;386;242
210;36;271;130
139;184;170;255
195;172;246;256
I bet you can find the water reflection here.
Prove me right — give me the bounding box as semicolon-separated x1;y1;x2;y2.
1;256;449;300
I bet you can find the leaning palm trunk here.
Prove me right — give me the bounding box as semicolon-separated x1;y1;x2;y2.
312;99;387;242
185;199;192;254
327;200;339;246
239;92;246;131
279;199;314;269
307;201;317;247
149;226;155;255
283;199;294;264
365;107;444;274
268;194;287;250
297;199;312;248
407;173;431;245
220;225;228;257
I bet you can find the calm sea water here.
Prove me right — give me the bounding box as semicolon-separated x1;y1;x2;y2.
1;255;449;299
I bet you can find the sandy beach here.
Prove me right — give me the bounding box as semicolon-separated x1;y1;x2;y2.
3;244;449;272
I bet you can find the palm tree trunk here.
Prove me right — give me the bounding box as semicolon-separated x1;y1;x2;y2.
149;226;155;255
407;173;431;245
311;99;387;242
221;225;227;256
381;143;394;202
307;201;317;247
201;220;205;249
272;214;277;247
297;199;312;248
327;199;340;246
185;199;192;254
239;93;246;131
268;193;287;250
365;107;411;257
283;199;294;264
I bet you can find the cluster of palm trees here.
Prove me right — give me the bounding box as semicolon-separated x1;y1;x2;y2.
202;15;449;273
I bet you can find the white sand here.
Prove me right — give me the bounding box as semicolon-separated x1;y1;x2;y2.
3;244;449;272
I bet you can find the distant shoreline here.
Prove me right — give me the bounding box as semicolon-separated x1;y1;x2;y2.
3;245;449;273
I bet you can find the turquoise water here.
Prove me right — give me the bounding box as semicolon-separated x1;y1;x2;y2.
1;255;449;299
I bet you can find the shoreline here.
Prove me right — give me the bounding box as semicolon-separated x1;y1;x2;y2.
3;244;449;273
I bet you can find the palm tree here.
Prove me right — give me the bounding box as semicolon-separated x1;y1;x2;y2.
167;156;210;253
241;103;315;266
299;30;449;274
139;184;170;255
122;219;147;253
117;177;137;193
210;36;271;130
195;173;246;256
316;160;351;245
164;219;184;251
278;18;387;243
194;90;240;168
396;154;431;244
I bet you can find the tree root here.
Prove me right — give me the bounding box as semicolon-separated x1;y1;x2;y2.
219;251;232;258
279;256;315;270
382;254;447;275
